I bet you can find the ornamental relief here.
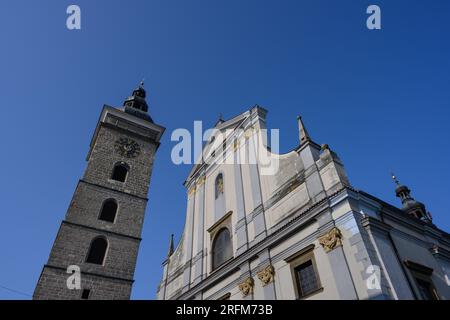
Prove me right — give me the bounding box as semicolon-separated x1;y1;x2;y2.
196;175;206;187
257;265;275;286
238;277;254;297
233;139;239;151
318;227;343;253
244;127;254;139
216;175;224;195
188;185;196;196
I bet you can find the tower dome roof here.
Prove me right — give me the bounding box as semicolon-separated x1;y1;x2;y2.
123;80;153;122
391;173;431;223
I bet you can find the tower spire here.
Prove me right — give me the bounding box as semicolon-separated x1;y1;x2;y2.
391;172;413;204
391;172;431;223
297;115;311;144
123;80;153;122
167;234;174;257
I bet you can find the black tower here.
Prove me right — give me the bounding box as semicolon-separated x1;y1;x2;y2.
34;84;165;299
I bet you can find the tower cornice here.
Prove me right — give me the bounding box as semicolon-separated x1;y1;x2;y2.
87;105;165;161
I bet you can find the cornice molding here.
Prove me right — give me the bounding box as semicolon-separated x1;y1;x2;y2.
430;245;450;262
404;260;433;276
43;264;134;283
62;220;142;241
207;211;233;234
361;216;392;235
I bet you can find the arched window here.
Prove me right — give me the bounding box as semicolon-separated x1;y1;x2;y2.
215;174;224;199
86;237;108;265
98;199;117;223
111;163;128;182
212;228;232;270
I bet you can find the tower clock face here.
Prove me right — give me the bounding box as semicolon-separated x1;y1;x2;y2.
114;137;141;158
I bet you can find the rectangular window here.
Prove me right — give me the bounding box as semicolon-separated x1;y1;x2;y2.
404;260;439;300
415;278;439;300
285;244;322;299
81;289;91;300
294;260;320;297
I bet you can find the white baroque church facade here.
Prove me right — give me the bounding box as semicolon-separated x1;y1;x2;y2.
156;106;450;300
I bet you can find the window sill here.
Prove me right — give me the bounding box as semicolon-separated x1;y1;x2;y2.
210;256;235;275
297;287;324;300
108;179;125;185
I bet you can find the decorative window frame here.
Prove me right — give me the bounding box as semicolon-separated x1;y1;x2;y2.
285;244;323;299
404;260;440;300
207;210;233;272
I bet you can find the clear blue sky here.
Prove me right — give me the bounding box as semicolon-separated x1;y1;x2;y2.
0;0;449;299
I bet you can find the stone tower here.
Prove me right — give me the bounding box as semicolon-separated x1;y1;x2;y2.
33;83;165;300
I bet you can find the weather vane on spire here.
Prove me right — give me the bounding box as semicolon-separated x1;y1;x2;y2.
391;172;400;186
139;79;145;88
